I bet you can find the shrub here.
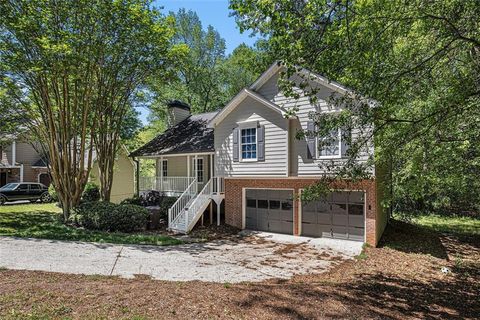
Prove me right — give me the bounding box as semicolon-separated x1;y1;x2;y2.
159;196;178;220
73;201;149;233
82;182;100;202
142;190;162;206
120;196;143;206
48;184;58;202
115;204;150;233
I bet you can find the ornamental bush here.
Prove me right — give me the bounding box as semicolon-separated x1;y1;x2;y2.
73;201;149;233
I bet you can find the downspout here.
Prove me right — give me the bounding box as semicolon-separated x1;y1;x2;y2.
132;157;140;197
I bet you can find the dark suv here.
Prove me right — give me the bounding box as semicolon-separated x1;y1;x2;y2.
0;183;52;205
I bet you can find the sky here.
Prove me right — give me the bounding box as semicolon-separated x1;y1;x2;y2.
137;1;258;124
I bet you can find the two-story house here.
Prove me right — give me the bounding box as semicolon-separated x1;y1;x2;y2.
0;137;136;203
0;138;50;187
131;63;388;246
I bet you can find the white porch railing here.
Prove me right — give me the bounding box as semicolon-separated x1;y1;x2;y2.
212;176;225;194
184;178;213;231
139;176;195;193
168;178;197;228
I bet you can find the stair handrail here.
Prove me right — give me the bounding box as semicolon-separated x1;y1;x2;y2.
185;178;213;230
168;178;197;227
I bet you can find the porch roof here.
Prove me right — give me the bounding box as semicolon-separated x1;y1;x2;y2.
130;111;219;158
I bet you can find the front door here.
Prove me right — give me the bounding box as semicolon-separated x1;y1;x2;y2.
0;172;6;187
191;157;206;191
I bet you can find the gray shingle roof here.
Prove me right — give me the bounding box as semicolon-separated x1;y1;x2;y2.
130;111;219;157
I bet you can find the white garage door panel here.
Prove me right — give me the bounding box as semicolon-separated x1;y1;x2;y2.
301;191;365;242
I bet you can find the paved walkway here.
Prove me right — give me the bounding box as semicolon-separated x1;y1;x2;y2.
0;232;363;283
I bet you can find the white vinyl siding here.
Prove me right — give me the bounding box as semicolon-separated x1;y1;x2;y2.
214;96;288;177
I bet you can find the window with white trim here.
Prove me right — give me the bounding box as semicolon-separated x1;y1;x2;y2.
241;127;257;160
162;160;168;177
196;158;204;182
319;129;341;158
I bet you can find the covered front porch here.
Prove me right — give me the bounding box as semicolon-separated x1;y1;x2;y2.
138;152;222;195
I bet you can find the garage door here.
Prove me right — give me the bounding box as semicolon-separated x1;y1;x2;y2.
302;191;365;241
245;189;294;234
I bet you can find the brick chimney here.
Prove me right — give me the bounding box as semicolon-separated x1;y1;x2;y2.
167;100;191;127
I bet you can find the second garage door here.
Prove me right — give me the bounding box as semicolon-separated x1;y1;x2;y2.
301;191;365;241
245;189;294;234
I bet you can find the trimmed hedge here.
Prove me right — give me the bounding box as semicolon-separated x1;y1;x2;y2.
73;201;149;233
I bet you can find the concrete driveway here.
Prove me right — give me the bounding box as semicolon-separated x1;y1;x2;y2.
0;232;362;283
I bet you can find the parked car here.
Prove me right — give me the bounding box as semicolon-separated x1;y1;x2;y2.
0;183;52;205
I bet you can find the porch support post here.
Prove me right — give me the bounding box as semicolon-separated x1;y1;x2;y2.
187;155;190;180
12;140;16;165
217;201;221;226
210;154;213;181
209;201;213;225
20;164;24;182
160;156;163;192
194;154;198;194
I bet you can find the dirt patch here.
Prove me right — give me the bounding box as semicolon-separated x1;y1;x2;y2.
0;220;478;319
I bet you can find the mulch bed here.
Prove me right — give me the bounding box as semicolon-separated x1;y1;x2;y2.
0;220;478;319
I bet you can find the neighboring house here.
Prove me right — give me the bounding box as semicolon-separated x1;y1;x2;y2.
90;146;136;203
0;139;50;187
131;63;389;246
0;137;135;204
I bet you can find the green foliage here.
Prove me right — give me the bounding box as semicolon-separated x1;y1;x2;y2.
82;183;100;202
394;212;480;236
73;202;149;233
231;0;480;213
148;9;273;129
0;203;182;246
0;0;186;216
120;196;143;206
48;185;58;202
159;196;178;221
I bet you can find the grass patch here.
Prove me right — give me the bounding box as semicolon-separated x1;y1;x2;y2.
394;212;480;236
0;203;182;246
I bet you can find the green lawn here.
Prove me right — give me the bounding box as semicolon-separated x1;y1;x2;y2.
394;212;480;236
0;203;183;246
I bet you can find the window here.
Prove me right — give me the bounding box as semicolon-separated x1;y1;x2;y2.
241;127;257;160
30;184;40;190
162;160;168;177
196;158;204;183
257;199;268;209
17;184;28;190
269;200;280;210
319;129;341;158
246;198;256;208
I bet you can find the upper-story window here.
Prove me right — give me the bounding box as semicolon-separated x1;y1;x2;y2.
319;129;341;158
241;127;257;161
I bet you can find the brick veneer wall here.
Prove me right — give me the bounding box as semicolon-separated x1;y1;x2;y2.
224;177;380;246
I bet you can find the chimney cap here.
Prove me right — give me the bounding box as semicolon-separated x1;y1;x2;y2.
167;100;190;111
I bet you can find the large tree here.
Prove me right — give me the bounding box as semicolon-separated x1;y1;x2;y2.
89;1;181;202
150;8;226;117
0;0;180;217
230;0;480;211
